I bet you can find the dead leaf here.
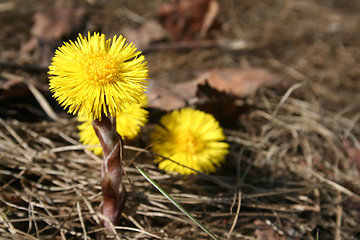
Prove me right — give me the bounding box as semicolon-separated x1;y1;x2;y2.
157;0;219;41
197;68;284;98
21;6;86;65
196;81;251;126
124;19;168;50
31;7;85;42
146;79;252;127
146;68;285;112
176;68;285;99
147;80;187;111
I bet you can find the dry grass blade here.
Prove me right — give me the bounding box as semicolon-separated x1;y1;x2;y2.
137;166;218;240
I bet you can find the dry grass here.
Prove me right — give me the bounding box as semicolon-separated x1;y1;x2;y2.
0;84;359;239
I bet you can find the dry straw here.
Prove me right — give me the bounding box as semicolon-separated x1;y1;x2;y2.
1;82;359;238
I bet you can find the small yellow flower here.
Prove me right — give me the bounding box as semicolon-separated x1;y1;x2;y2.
49;32;148;120
151;108;229;175
78;96;149;155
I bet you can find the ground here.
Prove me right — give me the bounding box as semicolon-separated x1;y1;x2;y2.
0;0;360;239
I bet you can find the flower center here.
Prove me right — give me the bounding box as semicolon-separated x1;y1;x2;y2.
79;52;120;85
175;129;204;154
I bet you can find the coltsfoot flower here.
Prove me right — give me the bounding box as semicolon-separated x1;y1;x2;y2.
48;32;148;120
78;96;149;155
151;108;229;175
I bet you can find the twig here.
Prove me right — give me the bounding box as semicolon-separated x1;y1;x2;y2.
311;171;360;201
0;61;47;73
26;81;60;122
76;202;87;240
272;81;307;118
227;191;242;240
334;194;342;240
143;39;262;53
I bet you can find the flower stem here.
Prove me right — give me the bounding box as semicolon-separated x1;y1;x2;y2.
92;113;126;229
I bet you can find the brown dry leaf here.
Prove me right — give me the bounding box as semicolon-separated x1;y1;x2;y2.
21;6;86;64
156;0;219;41
124;19;168;50
147;78;251;125
177;68;284;99
147;80;187;111
30;7;85;43
197;68;285;98
196;81;251;126
146;68;284;112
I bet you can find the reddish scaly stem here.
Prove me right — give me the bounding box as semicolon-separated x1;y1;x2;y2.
92;113;126;229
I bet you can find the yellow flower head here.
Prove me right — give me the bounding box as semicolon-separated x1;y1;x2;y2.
78;95;149;155
151;108;229;175
48;32;149;120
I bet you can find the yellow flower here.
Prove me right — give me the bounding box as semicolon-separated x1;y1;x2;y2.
151;108;229;175
48;32;148;120
78;96;149;155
